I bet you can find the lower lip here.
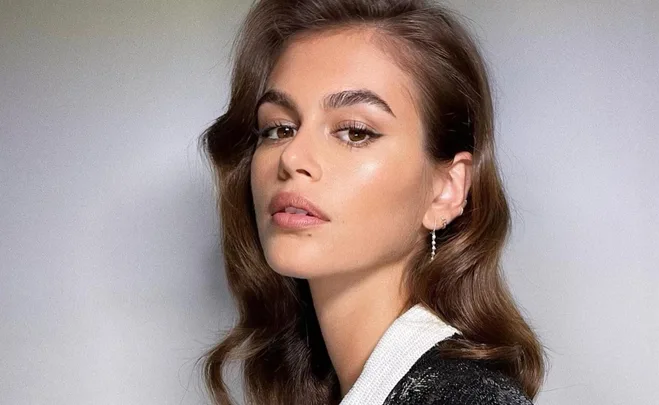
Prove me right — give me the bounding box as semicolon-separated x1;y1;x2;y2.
272;212;328;229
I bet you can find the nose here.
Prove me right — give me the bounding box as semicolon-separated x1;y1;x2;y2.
277;125;322;182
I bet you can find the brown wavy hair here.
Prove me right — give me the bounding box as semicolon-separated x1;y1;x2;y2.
199;0;545;404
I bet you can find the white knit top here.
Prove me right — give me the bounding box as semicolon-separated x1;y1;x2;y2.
338;303;460;405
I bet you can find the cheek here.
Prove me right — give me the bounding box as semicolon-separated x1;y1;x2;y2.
339;155;425;227
322;155;424;268
251;151;270;191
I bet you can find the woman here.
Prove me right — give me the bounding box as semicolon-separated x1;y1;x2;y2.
200;0;545;404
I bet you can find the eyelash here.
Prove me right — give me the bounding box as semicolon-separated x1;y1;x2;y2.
256;120;382;149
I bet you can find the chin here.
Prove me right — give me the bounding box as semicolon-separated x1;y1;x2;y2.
263;242;324;279
267;260;320;279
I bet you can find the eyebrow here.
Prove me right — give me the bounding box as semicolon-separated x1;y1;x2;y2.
255;88;396;117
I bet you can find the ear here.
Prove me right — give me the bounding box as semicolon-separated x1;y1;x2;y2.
422;151;473;231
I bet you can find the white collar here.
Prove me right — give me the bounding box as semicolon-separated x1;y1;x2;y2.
338;303;460;405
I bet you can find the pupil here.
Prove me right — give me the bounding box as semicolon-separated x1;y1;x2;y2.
278;127;292;137
349;130;364;141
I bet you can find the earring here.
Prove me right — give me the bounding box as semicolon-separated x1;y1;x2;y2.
458;199;467;216
430;217;447;261
430;226;436;260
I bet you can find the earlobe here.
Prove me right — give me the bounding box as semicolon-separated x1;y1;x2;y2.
421;172;452;231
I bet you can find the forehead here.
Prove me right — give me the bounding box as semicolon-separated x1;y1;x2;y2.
266;28;418;113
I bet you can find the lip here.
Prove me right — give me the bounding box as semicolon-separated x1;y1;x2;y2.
271;212;328;229
268;191;330;223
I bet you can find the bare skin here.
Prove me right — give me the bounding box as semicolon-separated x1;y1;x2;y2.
250;27;472;397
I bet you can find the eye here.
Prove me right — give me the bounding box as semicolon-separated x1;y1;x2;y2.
257;122;297;142
334;121;382;148
255;120;383;149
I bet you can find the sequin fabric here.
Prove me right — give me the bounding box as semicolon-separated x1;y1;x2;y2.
382;336;533;405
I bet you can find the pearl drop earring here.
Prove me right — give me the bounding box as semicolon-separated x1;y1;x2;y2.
431;222;436;260
430;200;468;261
430;217;447;260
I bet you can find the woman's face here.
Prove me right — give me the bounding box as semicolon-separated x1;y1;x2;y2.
250;28;436;280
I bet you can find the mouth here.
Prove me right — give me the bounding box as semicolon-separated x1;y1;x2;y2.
268;191;330;222
277;207;316;217
271;210;328;229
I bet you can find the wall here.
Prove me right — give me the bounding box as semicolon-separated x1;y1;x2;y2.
1;1;657;404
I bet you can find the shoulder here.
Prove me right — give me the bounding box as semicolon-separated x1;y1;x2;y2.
383;338;533;405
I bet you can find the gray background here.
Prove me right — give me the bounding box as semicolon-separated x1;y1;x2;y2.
1;1;657;404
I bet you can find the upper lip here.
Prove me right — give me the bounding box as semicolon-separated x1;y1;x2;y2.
269;191;330;221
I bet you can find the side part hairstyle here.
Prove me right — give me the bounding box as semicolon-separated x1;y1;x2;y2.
200;1;545;404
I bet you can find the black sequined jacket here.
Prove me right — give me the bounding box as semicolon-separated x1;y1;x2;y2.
382;335;533;405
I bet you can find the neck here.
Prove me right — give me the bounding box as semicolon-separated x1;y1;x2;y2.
307;262;410;398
